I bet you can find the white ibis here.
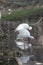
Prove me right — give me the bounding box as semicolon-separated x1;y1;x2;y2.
15;23;32;32
16;29;34;40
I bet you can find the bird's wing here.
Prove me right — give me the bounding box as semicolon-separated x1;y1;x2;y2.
15;23;31;32
15;25;23;32
16;30;31;39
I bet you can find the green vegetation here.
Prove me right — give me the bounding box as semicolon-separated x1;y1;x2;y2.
1;8;43;21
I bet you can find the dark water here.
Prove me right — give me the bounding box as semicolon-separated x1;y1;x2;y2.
0;58;18;65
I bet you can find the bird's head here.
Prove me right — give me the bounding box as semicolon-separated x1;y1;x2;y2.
24;25;32;31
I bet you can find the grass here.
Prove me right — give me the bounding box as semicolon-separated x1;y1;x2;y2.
1;7;43;21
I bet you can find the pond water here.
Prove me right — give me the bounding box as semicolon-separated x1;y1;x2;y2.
0;58;18;65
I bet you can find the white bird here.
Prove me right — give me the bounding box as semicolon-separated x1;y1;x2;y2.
16;29;34;40
15;23;32;32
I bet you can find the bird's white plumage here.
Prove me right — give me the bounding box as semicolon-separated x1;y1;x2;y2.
15;23;32;32
16;29;34;40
